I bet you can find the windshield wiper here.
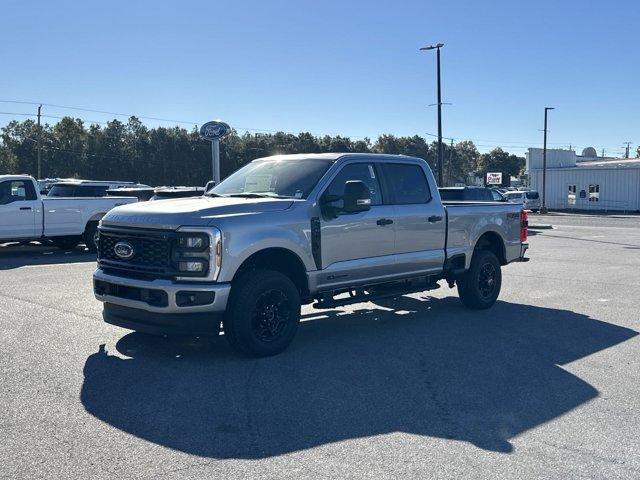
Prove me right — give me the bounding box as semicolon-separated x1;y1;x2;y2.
225;193;292;199
205;192;226;197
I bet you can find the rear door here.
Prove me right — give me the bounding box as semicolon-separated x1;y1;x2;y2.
0;179;39;239
380;162;446;275
317;162;396;289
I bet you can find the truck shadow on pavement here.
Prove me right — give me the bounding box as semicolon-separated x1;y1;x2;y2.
81;295;637;458
0;242;94;269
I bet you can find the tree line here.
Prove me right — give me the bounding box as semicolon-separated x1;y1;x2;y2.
0;116;525;186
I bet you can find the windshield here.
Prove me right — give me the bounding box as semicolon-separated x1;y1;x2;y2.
505;192;524;200
209;159;333;199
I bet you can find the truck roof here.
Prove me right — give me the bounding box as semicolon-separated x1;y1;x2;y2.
52;180;142;186
251;152;425;163
0;174;35;182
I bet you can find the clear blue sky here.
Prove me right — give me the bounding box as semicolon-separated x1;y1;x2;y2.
1;0;638;156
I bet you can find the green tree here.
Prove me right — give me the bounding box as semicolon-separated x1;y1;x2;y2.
478;148;525;178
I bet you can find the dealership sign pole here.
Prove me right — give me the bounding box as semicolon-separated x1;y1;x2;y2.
199;121;231;185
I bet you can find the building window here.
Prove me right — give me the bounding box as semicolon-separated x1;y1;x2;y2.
588;184;599;202
568;185;576;205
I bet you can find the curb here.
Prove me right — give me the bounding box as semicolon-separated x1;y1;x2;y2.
528;224;553;230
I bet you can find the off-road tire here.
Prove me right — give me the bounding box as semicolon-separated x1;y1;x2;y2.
457;250;502;310
84;221;99;253
224;269;301;357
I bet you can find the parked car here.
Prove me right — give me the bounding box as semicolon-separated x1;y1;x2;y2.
0;175;137;251
438;186;505;202
47;180;150;198
93;153;529;356
503;190;541;212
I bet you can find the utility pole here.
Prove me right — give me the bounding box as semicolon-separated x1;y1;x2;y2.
420;42;445;185
601;148;605;158
448;138;454;186
540;107;555;214
36;104;42;179
624;142;632;159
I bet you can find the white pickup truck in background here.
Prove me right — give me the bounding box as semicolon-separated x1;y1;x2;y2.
0;175;137;252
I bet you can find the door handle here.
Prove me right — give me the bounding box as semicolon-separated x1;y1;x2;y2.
428;215;442;223
19;207;32;211
376;218;393;226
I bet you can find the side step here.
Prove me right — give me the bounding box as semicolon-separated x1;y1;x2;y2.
313;279;440;309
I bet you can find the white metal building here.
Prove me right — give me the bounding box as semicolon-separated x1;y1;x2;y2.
526;148;640;212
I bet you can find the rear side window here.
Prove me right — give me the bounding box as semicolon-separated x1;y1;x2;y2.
324;163;383;206
383;163;431;204
526;191;539;199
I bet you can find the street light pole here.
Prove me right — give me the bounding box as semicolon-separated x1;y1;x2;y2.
540;106;555;214
36;104;42;179
420;43;445;186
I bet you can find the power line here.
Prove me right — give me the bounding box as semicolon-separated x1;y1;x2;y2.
0;100;199;126
0;112;38;116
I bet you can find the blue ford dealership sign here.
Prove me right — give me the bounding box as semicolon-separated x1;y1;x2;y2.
199;121;231;141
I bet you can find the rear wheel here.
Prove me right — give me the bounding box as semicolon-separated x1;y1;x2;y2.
52;236;80;251
84;221;99;253
224;269;301;357
457;250;502;310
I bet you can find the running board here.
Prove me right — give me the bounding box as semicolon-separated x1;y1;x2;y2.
313;280;440;309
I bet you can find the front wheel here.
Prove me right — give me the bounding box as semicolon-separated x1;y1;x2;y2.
84;221;99;253
52;236;80;251
224;269;301;357
457;250;502;310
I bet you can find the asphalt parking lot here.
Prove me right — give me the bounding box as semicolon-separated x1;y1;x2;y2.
2;215;640;479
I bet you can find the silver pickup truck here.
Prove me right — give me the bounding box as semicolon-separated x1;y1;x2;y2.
93;153;529;356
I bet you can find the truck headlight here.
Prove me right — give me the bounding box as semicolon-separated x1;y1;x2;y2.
177;260;206;273
177;234;208;250
174;227;221;281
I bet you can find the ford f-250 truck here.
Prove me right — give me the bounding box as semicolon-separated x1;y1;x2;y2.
0;175;137;252
93;153;529;356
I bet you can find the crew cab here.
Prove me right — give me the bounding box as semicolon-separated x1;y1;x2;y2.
0;175;137;251
93;153;529;356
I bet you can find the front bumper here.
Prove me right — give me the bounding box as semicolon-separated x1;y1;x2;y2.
102;303;222;337
93;268;231;314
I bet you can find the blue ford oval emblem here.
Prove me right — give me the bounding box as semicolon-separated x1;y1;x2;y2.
114;241;134;260
199;121;231;141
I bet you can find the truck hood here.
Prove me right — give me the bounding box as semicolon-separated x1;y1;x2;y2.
101;196;295;230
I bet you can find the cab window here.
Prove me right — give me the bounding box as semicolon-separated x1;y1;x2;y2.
382;163;431;204
0;180;36;205
323;163;383;207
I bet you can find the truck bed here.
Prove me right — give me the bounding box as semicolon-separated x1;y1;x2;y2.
443;201;524;269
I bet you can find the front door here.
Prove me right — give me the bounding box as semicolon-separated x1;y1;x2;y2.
0;179;39;239
317;162;396;290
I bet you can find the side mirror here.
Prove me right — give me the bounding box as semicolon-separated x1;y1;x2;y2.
343;180;371;213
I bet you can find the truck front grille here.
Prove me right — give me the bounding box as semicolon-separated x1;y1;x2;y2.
97;227;175;277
